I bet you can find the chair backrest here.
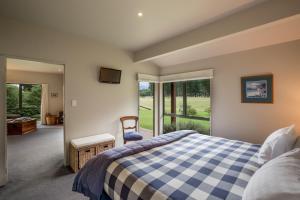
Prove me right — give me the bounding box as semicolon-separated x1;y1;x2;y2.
120;116;139;137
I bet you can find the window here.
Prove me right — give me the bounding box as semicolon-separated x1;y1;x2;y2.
163;79;211;135
139;82;155;137
6;83;42;119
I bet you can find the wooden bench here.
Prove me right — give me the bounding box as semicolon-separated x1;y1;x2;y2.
70;133;115;172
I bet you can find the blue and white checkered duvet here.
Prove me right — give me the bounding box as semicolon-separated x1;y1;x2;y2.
104;133;261;200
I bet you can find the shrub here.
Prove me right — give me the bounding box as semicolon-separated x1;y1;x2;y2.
179;105;197;116
205;107;211;114
187;105;197;116
163;121;210;135
163;123;176;133
20;105;40;118
177;121;208;134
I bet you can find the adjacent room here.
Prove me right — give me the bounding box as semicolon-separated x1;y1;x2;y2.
0;0;299;200
2;58;66;199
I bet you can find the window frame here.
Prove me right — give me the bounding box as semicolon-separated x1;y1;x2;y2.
6;83;42;115
163;80;211;122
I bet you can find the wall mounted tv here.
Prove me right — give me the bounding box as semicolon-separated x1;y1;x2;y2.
99;67;122;84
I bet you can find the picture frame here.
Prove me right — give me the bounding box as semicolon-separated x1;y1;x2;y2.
51;92;58;98
241;74;273;103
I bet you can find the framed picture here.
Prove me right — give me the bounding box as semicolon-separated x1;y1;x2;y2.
241;74;273;103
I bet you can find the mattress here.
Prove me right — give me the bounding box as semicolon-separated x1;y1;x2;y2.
104;133;261;200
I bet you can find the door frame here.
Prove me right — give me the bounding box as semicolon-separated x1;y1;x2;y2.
0;55;66;186
0;56;8;186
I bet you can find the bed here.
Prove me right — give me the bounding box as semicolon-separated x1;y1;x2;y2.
73;130;261;200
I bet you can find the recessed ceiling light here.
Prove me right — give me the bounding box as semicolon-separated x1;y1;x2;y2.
137;12;143;17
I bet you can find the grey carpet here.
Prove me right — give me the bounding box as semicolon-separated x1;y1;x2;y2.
0;128;88;200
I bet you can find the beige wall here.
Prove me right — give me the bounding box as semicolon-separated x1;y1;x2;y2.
6;70;64;116
0;17;159;174
160;40;300;144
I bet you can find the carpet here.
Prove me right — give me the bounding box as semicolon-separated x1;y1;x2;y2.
0;128;88;200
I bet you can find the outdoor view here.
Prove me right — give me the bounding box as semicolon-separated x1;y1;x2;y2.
163;79;211;135
139;82;154;133
6;84;42;119
138;79;211;135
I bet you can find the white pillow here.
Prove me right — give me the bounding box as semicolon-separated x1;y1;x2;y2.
243;148;300;200
258;125;296;164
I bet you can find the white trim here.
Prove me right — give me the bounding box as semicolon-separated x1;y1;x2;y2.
138;69;213;84
160;69;213;83
158;82;164;135
0;56;8;186
137;73;160;83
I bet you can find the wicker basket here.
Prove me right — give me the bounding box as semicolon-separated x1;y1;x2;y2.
45;115;58;125
70;134;115;172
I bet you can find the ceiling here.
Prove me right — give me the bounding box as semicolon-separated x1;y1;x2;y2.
7;58;64;74
152;14;300;67
0;0;263;51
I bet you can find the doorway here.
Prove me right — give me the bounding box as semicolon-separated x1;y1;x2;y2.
138;81;155;139
1;57;66;188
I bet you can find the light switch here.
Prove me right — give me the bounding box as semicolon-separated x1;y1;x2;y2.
71;100;77;107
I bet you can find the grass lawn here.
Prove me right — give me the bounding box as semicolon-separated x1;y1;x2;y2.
139;96;154;130
139;96;211;134
164;96;210;117
139;108;153;130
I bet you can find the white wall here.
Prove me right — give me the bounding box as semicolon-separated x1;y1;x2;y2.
0;17;159;172
160;40;300;144
6;70;64;116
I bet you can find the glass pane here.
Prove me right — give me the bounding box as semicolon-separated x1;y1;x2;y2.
163;83;171;114
176;116;210;135
175;82;184;115
186;80;211;118
6;84;20;118
163;115;176;134
6;84;42;119
139;82;154;134
22;84;42;119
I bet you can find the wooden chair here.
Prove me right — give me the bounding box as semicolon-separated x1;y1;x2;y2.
120;116;143;144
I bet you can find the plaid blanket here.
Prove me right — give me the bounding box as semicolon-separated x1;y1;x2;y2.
104;133;261;200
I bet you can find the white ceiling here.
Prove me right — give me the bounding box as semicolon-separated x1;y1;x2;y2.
152;14;300;67
0;0;263;51
7;58;64;74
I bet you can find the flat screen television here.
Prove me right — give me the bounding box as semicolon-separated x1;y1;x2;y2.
99;67;121;84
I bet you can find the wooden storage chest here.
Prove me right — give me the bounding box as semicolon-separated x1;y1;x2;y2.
70;134;115;172
7;119;37;135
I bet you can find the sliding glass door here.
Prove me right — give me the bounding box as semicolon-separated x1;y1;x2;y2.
139;82;155;138
6;83;42;120
163;79;211;135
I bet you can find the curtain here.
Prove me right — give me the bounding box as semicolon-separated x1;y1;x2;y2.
41;84;49;125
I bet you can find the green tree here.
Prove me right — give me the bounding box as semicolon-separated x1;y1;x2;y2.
23;85;41;107
6;84;19;113
6;84;41;119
